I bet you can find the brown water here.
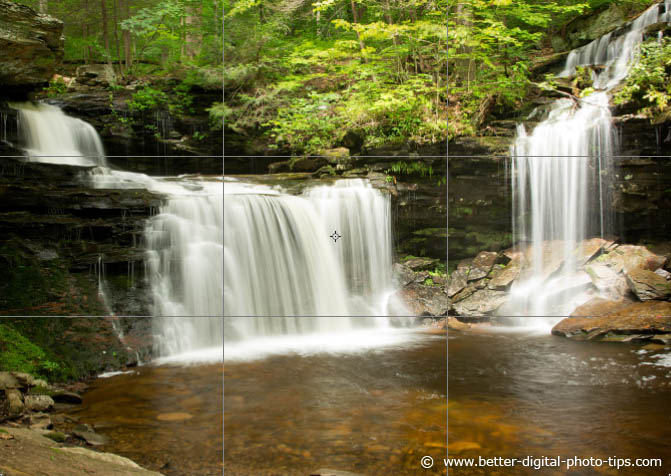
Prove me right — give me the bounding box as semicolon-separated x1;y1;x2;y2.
448;329;671;475
224;334;447;476
69;363;223;476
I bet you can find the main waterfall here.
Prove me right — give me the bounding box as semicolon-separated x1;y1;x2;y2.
507;1;671;317
224;177;407;348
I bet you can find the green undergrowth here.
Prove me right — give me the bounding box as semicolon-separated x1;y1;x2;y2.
0;323;65;382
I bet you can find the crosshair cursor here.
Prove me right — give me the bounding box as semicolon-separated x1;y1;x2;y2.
330;230;341;242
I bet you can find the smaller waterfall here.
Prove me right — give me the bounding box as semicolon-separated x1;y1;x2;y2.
14;103;106;166
507;1;671;318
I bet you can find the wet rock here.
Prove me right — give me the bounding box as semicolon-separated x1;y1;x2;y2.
24;395;54;412
73;423;109;446
5;388;24;415
467;251;498;281
585;262;629;300
574;237;612;265
28;412;53;430
655;268;671;280
0;0;64;89
453;289;508;318
625;268;671;301
597;245;666;274
51;390;82;404
487;260;521;290
403;257;439;272
552;300;671;341
395;283;447;316
447;317;470;331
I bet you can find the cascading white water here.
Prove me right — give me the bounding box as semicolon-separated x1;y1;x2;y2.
14;103;106;166
92;173;224;360
224;178;405;324
508;1;671;318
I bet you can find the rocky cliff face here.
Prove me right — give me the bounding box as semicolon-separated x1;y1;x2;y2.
0;156;162;316
0;0;63;90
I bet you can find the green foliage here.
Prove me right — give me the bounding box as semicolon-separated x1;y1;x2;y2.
615;38;671;121
386;161;434;178
0;324;62;382
43;77;68;97
128;86;170;112
224;0;446;154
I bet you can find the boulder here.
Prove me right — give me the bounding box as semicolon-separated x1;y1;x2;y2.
597;245;666;274
453;289;508;318
552;300;671;341
625;268;671;301
0;0;64;88
395;283;447;316
28;412;53;430
5;388;24;415
487;260;521;290
24;394;54;412
466;251;498;281
0;372;20;390
392;263;415;287
447;269;467;297
75;64;116;86
51;389;83;404
585;262;629;300
403;257;439;272
447;316;470;331
73;424;109;446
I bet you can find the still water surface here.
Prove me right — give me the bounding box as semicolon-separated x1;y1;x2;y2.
71;364;223;476
449;329;671;475
224;333;447;475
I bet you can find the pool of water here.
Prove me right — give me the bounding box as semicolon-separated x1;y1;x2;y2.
69;363;223;476
448;328;671;475
224;333;446;475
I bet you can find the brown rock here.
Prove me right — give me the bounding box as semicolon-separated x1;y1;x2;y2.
625;268;671;301
453;289;507;318
487;260;521;290
467;251;498;281
447;269;467;298
552;300;671;341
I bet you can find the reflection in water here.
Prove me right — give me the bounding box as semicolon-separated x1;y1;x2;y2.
70;364;223;476
224;334;446;475
448;330;671;475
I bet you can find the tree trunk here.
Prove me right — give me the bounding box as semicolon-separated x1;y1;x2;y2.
100;0;112;66
112;0;121;71
349;0;367;63
185;6;201;59
121;0;132;73
38;0;47;14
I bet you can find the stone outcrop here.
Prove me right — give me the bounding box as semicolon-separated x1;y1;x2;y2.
0;157;162;315
552;300;671;343
448;240;671;322
0;0;64;89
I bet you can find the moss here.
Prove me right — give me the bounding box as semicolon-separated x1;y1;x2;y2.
0;323;62;382
44;432;67;443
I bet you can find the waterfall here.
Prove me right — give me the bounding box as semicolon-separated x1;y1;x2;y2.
224;178;404;322
508;1;671;317
13;103;106;166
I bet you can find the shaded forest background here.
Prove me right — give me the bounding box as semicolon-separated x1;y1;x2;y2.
224;0;447;155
